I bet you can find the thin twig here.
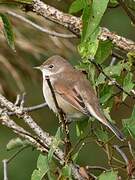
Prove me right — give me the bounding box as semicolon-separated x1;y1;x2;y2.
86;165;107;171
89;58;135;99
14;94;21;106
96;141;125;166
20;92;26;109
113;145;129;165
110;57;116;66
3;159;8;180
128;141;135;159
117;0;135;25
112;52;124;60
7;11;76;39
8;102;48;115
7;145;29;164
3;145;29;180
45;76;72;161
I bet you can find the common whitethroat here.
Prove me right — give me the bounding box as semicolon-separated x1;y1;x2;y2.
35;55;125;141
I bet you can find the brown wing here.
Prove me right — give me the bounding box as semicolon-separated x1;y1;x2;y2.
53;81;90;116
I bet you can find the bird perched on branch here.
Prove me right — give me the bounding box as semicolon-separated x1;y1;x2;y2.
35;55;125;141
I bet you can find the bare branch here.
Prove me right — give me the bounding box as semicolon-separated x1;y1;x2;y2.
117;0;135;25
113;145;129;165
0;95;86;179
7;11;76;38
0;94;65;161
23;0;135;52
100;27;135;52
8;102;48;115
0;111;49;154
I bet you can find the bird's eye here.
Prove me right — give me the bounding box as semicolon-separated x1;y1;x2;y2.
48;64;54;69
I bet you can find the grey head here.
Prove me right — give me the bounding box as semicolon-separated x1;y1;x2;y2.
36;55;73;76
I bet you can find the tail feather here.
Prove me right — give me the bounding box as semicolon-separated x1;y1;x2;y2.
106;120;125;141
86;103;125;141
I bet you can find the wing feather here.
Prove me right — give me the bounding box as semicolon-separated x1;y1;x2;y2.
54;82;90;116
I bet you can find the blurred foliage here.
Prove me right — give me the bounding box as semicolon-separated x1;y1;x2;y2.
0;5;78;97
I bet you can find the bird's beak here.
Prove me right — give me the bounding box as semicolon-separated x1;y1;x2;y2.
33;66;41;70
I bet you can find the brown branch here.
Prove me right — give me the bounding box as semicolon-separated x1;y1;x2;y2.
100;27;135;52
117;0;135;25
0;94;86;179
0;94;64;161
0;110;49;154
22;0;135;52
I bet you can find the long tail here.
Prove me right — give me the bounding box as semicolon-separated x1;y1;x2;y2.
105;120;125;141
86;104;125;141
97;116;125;141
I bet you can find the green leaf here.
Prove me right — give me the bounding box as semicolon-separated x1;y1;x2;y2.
88;63;96;88
48;127;61;162
103;107;113;123
75;61;89;72
96;73;106;86
95;40;113;64
96;60;133;86
99;170;118;180
79;0;109;59
95;128;109;143
109;0;119;7
123;72;134;101
0;13;15;51
76;118;89;137
72;143;84;162
61;165;72;179
82;0;109;41
69;0;88;13
79;27;101;59
127;51;135;59
6;138;29;150
105;63;123;77
31;154;49;180
122;106;135;139
6;138;23;150
96;62;123;85
47;160;57;180
100;86;113;104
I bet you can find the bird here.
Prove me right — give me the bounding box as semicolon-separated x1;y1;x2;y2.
35;55;125;141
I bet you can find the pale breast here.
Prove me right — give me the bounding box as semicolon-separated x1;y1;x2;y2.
43;79;57;113
42;79;83;118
